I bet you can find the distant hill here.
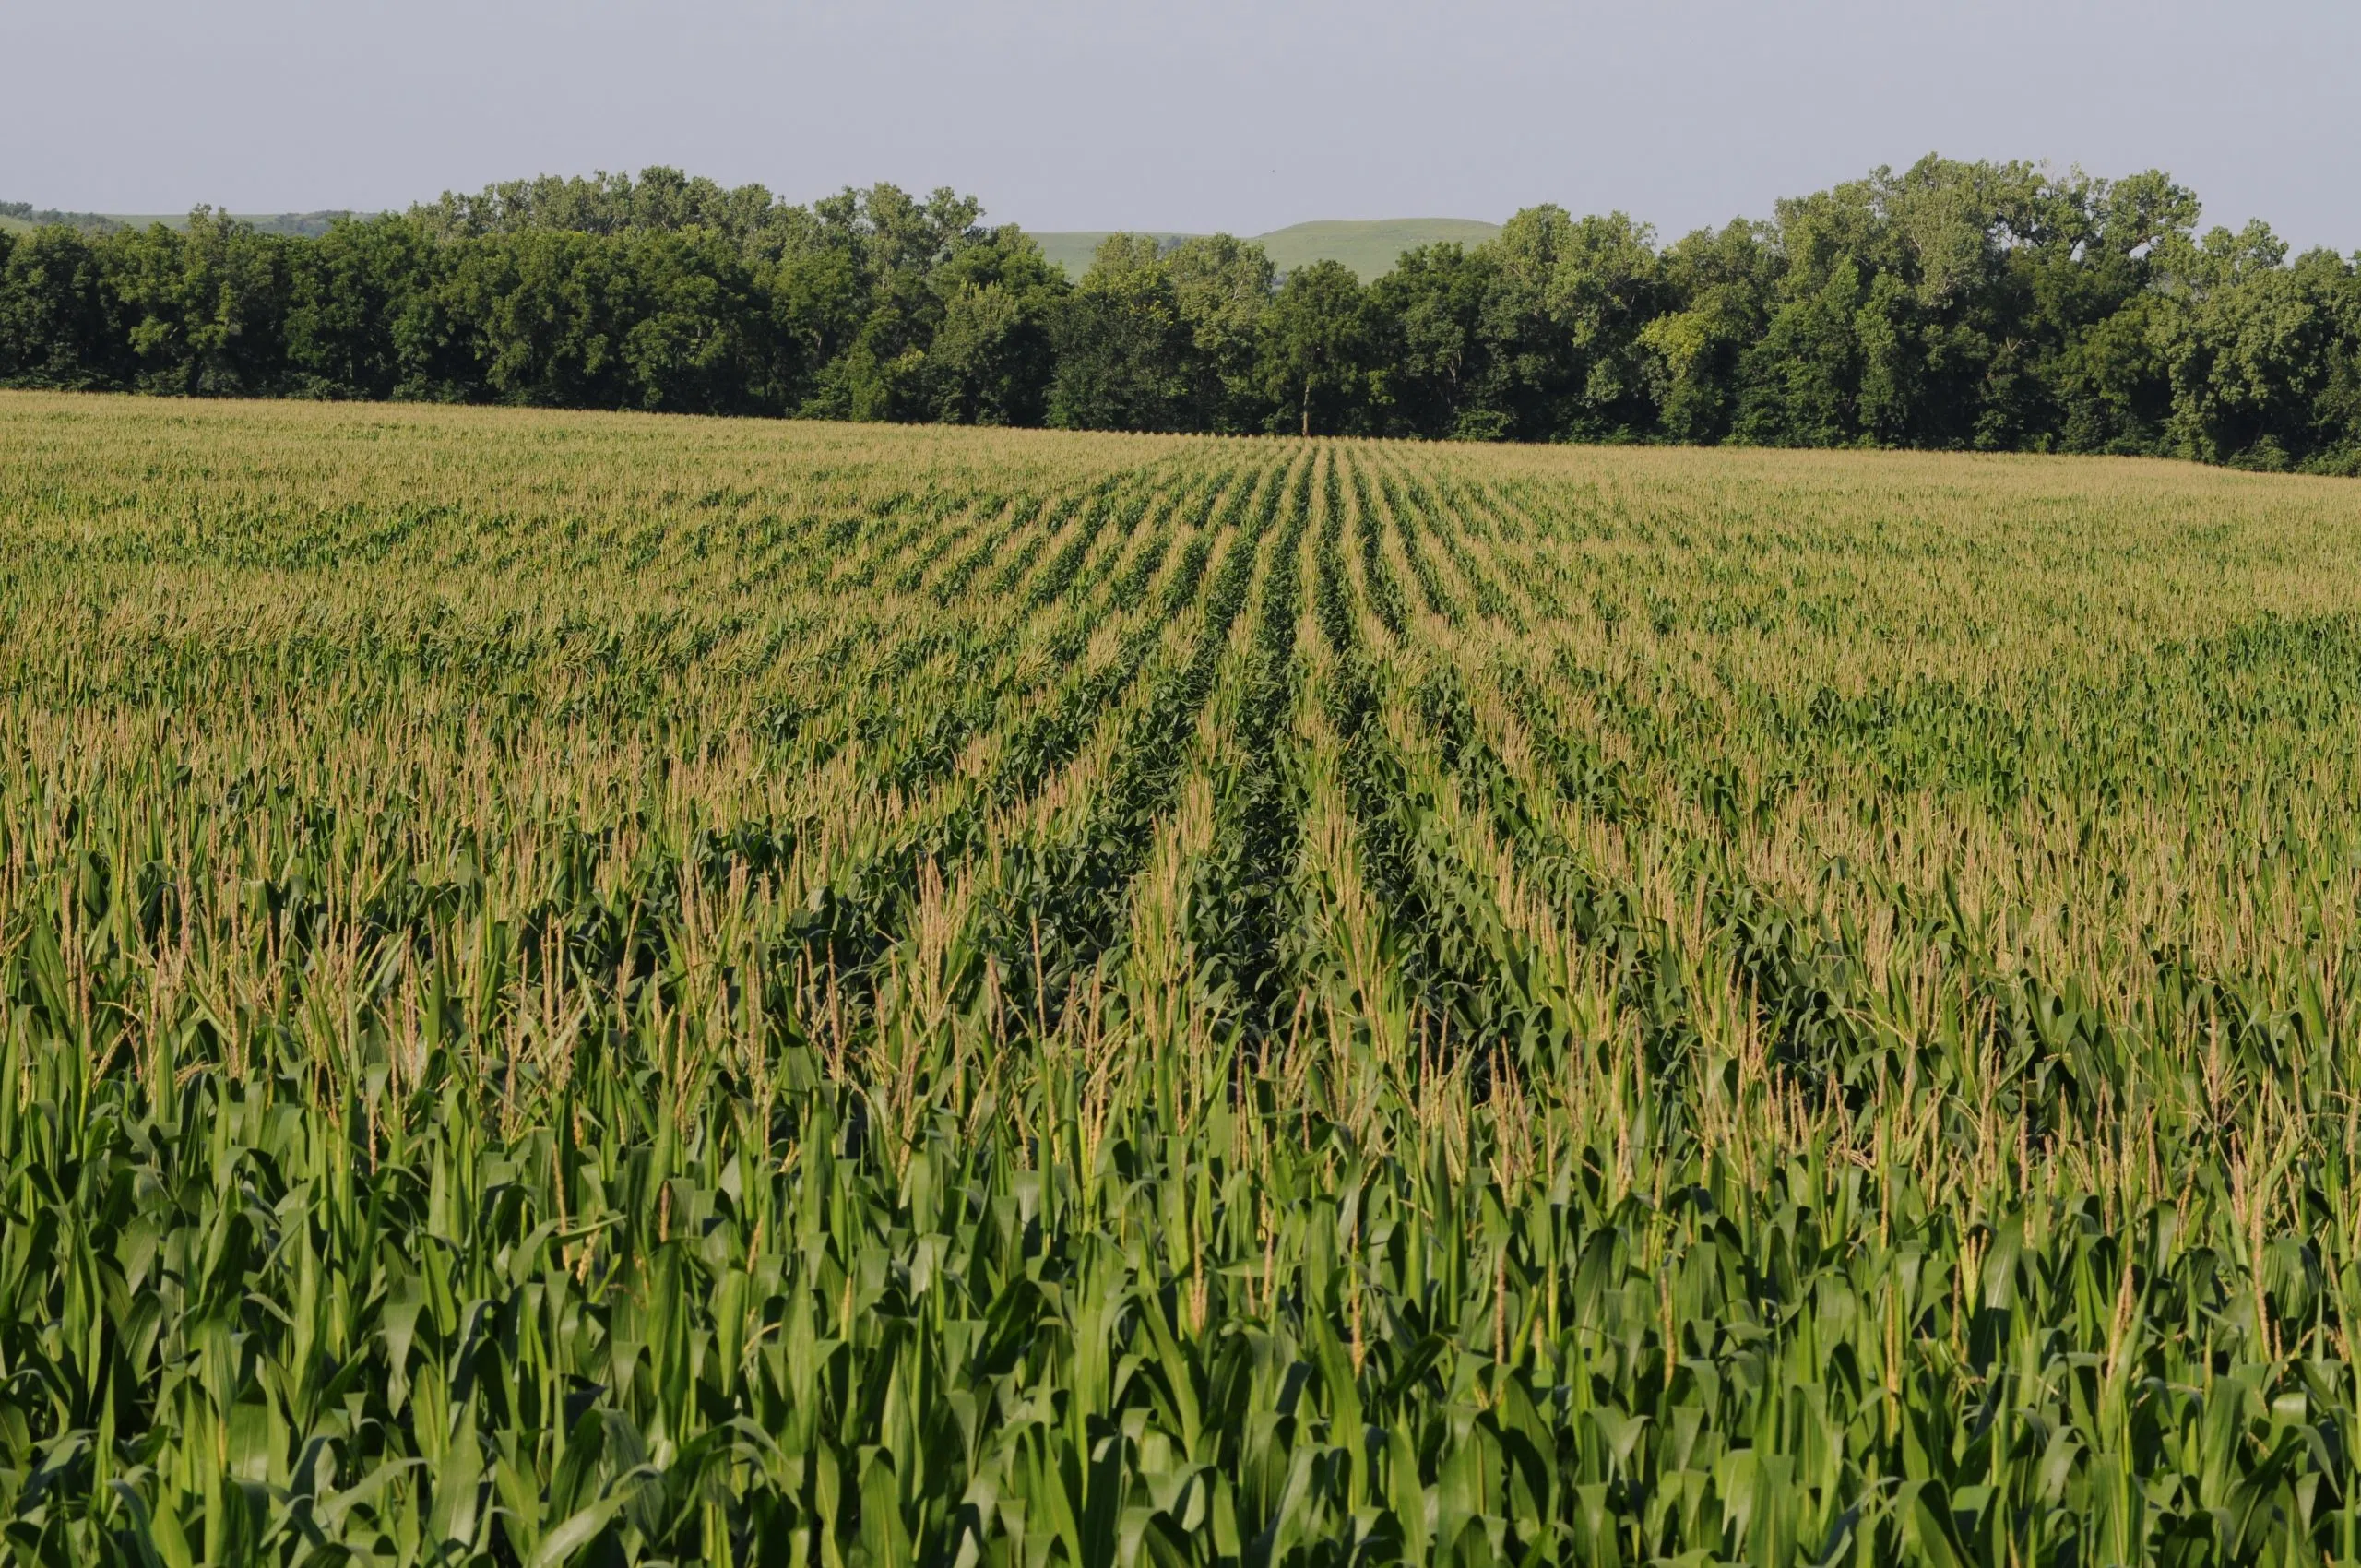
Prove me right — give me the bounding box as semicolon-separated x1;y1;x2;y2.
1252;220;1501;279
1030;232;1200;279
0;208;362;238
2;204;1500;279
0;205;117;236
1034;218;1501;281
114;211;361;238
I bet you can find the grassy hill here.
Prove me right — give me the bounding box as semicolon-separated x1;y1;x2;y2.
6;208;1498;276
1026;231;1192;279
1034;217;1501;280
0;209;360;237
1252;218;1500;278
108;211;358;237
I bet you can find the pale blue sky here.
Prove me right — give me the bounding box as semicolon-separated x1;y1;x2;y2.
5;0;2355;249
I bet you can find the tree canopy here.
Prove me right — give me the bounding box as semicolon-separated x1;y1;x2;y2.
5;157;2358;472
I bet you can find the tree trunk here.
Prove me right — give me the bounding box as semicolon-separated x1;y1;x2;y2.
1300;378;1311;438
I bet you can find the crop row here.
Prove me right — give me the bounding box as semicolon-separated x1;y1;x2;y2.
5;394;2361;1563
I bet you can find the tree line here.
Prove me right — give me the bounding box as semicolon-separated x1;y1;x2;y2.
3;158;2356;471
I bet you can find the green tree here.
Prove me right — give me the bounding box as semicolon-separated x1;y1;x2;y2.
796;185;996;422
1542;210;1665;438
1164;234;1275;430
1643;220;1775;443
442;229;634;408
760;214;868;413
1366;242;1501;438
102;210;295;397
922;226;1065;425
617;229;773;415
2153;223;2358;468
1047;233;1191;431
0;226;123;388
411;165;789;250
4;157;2358;469
1474;204;1580;438
285;215;467;400
1259;259;1371;436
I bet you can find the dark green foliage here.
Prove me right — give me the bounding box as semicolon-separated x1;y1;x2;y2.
1261;261;1376;437
0;225;127;388
7;156;2361;470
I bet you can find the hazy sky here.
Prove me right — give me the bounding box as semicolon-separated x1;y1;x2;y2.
6;0;2355;249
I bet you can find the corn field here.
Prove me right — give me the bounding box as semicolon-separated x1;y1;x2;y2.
7;391;2361;1566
